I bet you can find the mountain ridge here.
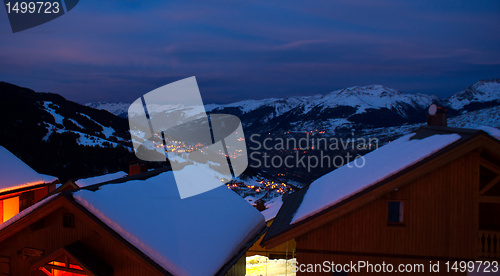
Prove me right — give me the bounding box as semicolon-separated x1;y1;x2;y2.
0;81;135;181
88;80;499;133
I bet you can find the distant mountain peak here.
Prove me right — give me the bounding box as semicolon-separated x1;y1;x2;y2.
447;79;500;110
339;84;399;95
85;102;130;118
83;80;498;133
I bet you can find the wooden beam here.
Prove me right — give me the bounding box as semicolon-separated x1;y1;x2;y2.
480;174;500;195
481;158;500;175
479;196;500;204
43;264;89;274
38;267;52;276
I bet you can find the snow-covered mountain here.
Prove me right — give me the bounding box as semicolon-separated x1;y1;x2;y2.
41;101;130;148
92;80;499;135
446;79;500;110
85;102;130;118
93;84;440;134
209;84;438;133
0;82;135;180
214;84;437;116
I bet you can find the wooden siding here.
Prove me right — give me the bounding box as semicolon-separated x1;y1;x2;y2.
224;255;245;276
295;151;481;275
0;198;166;276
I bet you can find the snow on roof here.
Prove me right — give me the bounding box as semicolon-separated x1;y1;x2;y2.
291;133;461;224
478;126;500;140
261;196;283;221
0;146;57;194
75;171;128;188
73;171;265;276
0;194;57;231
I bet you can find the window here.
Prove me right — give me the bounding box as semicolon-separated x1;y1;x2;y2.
31;242;112;276
63;214;75;228
2;197;19;223
36;260;87;276
387;201;404;224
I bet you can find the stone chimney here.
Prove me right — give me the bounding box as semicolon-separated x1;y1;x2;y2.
427;104;447;127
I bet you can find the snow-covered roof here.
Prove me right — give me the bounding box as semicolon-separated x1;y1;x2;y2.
75;171;128;188
262;196;284;221
0;146;57;194
478;126;500;140
73;171;265;275
291;133;461;224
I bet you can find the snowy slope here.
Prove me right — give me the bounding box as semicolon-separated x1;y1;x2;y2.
0;82;135;180
207;84;438;132
91;84;438;132
214;84;436;116
90;81;500;135
85;102;130;118
447;79;500;110
92;81;499;130
41;101;131;149
363;105;500;143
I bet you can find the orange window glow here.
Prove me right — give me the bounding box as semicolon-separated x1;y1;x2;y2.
2;196;19;222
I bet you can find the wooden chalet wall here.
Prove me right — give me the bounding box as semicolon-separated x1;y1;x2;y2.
0;197;166;276
295;151;481;275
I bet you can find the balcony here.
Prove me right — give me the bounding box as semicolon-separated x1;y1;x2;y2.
479;231;500;259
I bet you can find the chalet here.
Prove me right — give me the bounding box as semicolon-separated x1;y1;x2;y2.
261;126;500;275
0;146;58;224
0;169;266;275
247;196;296;260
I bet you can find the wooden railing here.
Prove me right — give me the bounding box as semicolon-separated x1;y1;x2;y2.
479;231;500;259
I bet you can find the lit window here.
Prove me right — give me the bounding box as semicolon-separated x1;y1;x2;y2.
2;196;19;222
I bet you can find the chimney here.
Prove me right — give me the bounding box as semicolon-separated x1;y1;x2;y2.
253;200;266;212
129;161;147;176
427;104;447;127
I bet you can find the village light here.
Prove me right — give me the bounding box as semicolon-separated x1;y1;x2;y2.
128;77;249;199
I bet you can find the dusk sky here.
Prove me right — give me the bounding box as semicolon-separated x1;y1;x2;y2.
1;0;499;104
